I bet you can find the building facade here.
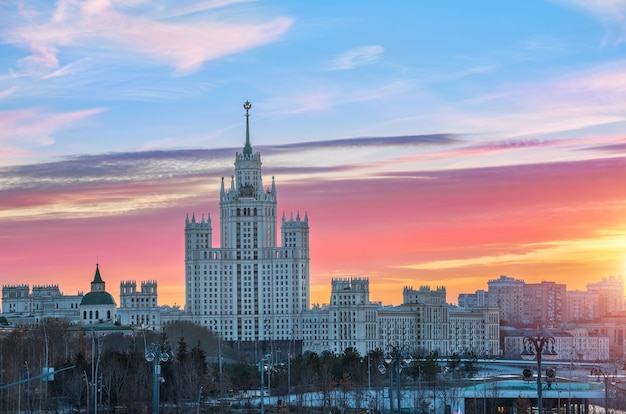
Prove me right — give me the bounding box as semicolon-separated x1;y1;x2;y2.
586;276;624;317
185;101;310;349
80;264;117;325
327;278;379;354
565;290;601;323
522;281;566;328
2;284;83;324
458;289;487;308
487;275;524;325
448;307;500;357
302;279;501;357
118;280;160;329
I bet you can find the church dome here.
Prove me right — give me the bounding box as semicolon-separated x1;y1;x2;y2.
80;291;116;306
80;263;117;306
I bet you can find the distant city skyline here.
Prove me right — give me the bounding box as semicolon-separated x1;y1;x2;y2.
1;1;625;307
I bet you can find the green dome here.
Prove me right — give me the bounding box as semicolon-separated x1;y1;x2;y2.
80;291;116;306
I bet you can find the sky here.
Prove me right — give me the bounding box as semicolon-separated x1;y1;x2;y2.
1;0;626;308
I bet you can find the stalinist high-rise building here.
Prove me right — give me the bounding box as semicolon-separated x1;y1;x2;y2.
185;101;310;354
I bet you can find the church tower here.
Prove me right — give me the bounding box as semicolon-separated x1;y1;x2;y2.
185;102;310;356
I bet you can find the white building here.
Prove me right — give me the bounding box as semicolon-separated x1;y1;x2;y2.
80;264;117;325
185;101;310;351
397;286;450;354
302;279;501;358
327;278;378;354
302;304;330;355
2;284;83;324
118;280;160;329
448;307;500;357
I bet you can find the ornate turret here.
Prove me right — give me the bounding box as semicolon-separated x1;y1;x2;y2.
82;263;114;303
91;263;105;292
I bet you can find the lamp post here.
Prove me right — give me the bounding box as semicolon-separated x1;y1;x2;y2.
288;324;297;408
259;354;271;414
520;334;558;414
378;346;413;414
592;367;615;414
145;343;170;414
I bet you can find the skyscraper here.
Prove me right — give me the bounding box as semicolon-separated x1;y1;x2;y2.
185;102;310;354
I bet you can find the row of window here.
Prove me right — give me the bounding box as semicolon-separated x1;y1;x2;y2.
83;310;112;320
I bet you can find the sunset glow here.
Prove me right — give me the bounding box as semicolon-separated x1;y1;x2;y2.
1;1;625;308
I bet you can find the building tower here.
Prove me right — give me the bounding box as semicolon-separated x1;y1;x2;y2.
587;276;624;317
1;285;31;313
185;101;310;356
119;280;160;329
487;275;524;325
327;277;378;355
79;263;117;324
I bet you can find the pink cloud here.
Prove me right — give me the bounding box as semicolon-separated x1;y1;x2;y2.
0;107;106;147
2;152;625;307
7;0;293;75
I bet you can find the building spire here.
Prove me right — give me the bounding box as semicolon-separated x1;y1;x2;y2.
243;100;252;156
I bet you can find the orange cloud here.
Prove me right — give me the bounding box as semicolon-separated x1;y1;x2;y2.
1;150;624;308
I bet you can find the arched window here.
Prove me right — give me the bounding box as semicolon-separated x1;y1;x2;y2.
96;310;99;319
89;310;93;319
107;310;111;319
83;311;87;320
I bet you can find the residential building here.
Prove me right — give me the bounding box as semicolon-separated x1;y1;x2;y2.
326;278;379;355
184;102;309;353
586;276;624;317
458;290;487;308
565;290;601;323
2;284;83;324
118;280;160;329
302;279;500;357
398;286;449;354
487;275;524;325
449;307;500;357
522;281;566;328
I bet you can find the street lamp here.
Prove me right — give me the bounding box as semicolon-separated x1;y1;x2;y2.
288;324;297;408
592;367;616;414
145;343;170;414
259;354;271;414
378;346;413;414
520;334;558;414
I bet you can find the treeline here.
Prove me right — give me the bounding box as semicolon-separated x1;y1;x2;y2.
0;319;480;413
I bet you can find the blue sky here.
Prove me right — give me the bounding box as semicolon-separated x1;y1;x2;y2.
1;1;625;306
2;0;624;162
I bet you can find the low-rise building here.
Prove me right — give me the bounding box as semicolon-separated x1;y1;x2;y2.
302;278;501;357
79;264;117;324
2;284;83;324
118;280;160;329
